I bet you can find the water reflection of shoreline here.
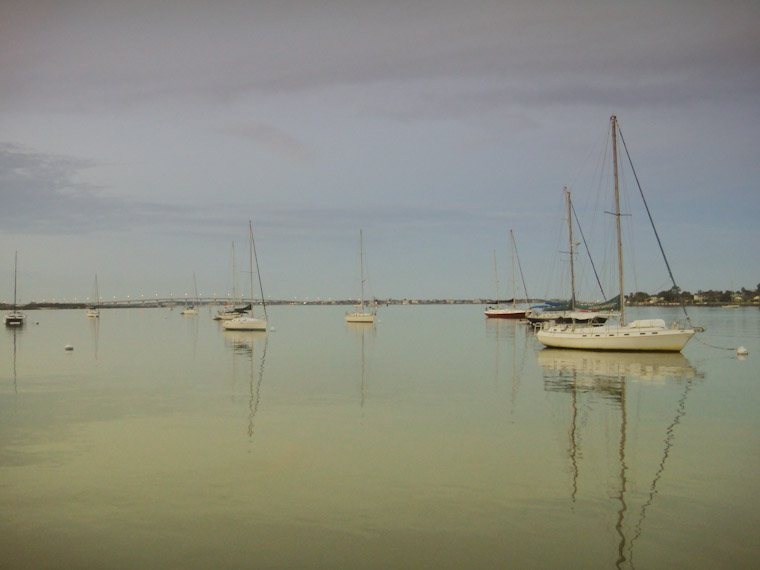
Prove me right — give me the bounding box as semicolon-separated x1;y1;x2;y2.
538;350;703;570
224;331;268;445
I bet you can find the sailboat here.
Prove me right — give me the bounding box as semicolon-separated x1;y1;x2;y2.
223;221;268;332
4;251;25;327
181;273;200;315
345;229;376;323
537;115;696;352
527;188;612;326
214;241;250;320
485;230;527;319
86;274;100;318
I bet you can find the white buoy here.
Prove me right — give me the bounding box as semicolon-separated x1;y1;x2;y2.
737;346;748;356
269;326;276;332
65;344;74;351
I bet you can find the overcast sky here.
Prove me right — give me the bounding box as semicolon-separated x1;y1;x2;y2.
2;0;758;303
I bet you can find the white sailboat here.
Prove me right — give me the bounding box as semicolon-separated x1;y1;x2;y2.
4;252;25;327
223;221;268;332
86;274;100;318
181;273;200;315
537;115;696;352
485;230;527;319
345;229;376;323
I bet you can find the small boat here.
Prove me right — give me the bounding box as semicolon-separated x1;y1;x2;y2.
484;230;528;319
4;252;25;327
345;229;376;323
223;221;268;332
537;116;696;352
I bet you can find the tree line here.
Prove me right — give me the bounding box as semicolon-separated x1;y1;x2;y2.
628;283;760;305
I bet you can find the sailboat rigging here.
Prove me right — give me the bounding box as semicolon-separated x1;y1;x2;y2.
345;229;376;323
181;273;200;315
214;241;251;320
4;252;25;327
223;221;268;332
537;116;696;352
485;230;528;319
86;274;100;318
527;188;612;326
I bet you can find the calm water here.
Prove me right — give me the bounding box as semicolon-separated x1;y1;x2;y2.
1;305;759;569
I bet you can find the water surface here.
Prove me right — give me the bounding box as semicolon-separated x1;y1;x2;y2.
2;305;758;569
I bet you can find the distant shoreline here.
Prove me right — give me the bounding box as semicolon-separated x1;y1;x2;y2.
2;300;758;310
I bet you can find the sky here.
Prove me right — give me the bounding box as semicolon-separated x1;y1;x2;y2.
2;0;759;303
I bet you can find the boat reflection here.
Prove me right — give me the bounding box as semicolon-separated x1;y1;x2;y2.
486;318;531;419
539;350;703;570
539;349;699;390
89;313;100;360
346;321;376;408
223;331;268;445
6;326;20;394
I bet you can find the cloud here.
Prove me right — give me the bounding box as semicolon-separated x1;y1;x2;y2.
220;122;315;162
0;143;188;234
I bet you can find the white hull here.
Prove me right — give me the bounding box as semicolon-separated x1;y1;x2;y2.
536;319;695;352
86;309;100;318
345;312;375;323
4;312;25;326
222;316;267;331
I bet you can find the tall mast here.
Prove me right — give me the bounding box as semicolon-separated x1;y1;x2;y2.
231;241;238;303
492;250;499;304
565;187;576;311
611;115;625;325
250;221;267;320
13;251;18;310
509;229;516;308
248;222;254;315
359;229;365;311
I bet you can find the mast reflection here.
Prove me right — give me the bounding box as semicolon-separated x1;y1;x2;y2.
224;331;268;446
89;314;100;360
346;322;376;409
538;350;702;569
486;318;530;419
8;327;20;394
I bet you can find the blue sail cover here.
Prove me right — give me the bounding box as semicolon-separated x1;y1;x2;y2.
539;295;621;312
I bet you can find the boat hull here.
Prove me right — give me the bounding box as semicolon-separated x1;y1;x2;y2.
345;312;375;323
4;313;25;326
484;308;526;319
213;312;238;320
536;319;695;352
222;317;267;331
